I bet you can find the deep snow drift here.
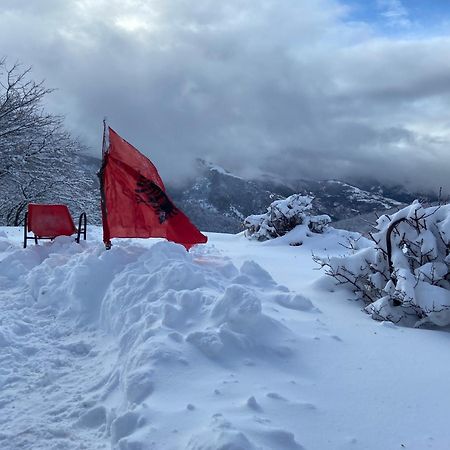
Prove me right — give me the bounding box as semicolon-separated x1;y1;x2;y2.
1;227;450;450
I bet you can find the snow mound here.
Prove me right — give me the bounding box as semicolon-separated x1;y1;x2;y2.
0;237;315;449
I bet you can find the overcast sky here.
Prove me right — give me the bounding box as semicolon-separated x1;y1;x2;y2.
1;0;450;192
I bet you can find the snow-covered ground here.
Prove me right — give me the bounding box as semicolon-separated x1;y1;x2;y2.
1;226;450;450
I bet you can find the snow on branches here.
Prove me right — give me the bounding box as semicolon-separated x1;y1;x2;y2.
316;201;450;327
0;59;99;225
244;194;331;241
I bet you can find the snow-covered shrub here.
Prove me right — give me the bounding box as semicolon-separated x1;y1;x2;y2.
309;214;333;233
244;194;331;241
317;201;450;327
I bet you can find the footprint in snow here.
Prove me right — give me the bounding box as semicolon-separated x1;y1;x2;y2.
58;341;93;357
246;396;263;412
263;429;304;450
275;293;320;313
266;392;287;401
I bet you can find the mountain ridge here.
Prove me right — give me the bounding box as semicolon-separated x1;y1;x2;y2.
26;154;435;234
169;159;407;233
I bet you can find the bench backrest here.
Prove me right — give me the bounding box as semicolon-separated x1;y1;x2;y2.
28;204;77;238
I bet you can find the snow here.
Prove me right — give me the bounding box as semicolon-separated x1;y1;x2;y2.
326;180;403;208
323;202;450;327
244;194;331;241
1;226;450;449
201;161;244;180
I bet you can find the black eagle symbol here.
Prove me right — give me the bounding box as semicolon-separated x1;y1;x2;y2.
135;175;179;224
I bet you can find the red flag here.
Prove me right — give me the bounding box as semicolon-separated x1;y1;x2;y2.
99;126;207;250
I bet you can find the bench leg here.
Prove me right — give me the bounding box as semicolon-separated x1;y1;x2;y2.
23;213;38;248
76;212;87;243
23;212;28;249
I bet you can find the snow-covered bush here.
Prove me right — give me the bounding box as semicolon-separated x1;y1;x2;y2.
244;194;331;241
317;201;450;327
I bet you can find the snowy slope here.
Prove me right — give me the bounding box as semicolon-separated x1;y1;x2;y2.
1;228;450;450
170;161;405;234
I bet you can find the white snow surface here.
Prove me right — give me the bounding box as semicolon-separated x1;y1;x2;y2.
1;227;450;449
326;180;403;208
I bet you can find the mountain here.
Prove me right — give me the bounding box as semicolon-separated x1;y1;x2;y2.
285;178;404;219
350;178;439;205
21;155;410;234
168;161;286;233
169;160;405;233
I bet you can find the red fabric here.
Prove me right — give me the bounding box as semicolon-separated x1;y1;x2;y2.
101;127;207;250
28;204;76;238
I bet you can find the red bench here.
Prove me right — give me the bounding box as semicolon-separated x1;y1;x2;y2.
23;204;87;248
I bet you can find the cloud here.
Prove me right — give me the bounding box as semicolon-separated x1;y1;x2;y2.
377;0;411;28
0;0;449;193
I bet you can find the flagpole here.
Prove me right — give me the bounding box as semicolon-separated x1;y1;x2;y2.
99;118;112;250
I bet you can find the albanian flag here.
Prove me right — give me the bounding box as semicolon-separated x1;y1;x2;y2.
99;125;207;250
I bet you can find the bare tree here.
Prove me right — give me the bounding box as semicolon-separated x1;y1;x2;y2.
0;59;99;225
